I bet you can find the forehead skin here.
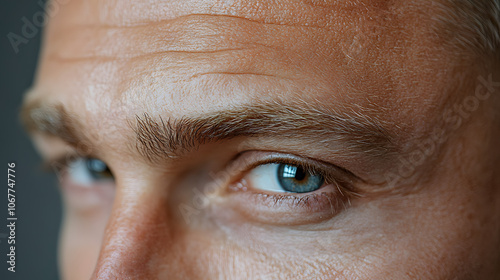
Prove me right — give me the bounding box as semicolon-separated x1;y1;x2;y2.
25;0;500;279
30;0;469;147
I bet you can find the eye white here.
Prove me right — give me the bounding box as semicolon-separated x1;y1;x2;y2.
246;163;287;193
67;159;95;186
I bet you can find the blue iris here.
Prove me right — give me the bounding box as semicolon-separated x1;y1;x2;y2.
85;158;113;180
277;164;324;193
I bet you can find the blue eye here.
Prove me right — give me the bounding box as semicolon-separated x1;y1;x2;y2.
245;163;325;194
277;164;324;193
68;158;114;185
85;158;113;180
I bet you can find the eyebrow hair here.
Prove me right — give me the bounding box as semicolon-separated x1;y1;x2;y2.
21;99;397;163
134;100;397;162
20;100;90;148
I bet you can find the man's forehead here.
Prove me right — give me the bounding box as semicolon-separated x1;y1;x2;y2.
51;0;404;27
46;0;432;58
30;0;462;143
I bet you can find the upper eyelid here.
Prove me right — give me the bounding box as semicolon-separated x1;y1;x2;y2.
42;151;359;190
223;151;359;188
41;153;100;174
243;158;332;182
41;154;78;173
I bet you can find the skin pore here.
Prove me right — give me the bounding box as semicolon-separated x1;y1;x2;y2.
22;0;500;279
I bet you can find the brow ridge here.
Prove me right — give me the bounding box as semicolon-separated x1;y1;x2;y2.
133;101;396;163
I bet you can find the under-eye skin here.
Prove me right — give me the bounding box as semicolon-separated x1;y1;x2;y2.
37;155;117;214
220;152;359;226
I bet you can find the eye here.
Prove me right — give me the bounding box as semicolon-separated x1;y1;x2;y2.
68;158;114;185
247;163;325;193
222;153;358;225
45;156;116;212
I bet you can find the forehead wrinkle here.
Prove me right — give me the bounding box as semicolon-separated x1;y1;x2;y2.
35;0;456;163
46;0;414;65
47;13;335;62
131;100;397;164
83;0;377;27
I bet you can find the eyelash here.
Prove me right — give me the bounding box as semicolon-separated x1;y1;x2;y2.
240;158;338;185
44;153;356;190
227;154;359;207
42;153;110;179
214;153;361;225
43;152;359;221
42;154;76;174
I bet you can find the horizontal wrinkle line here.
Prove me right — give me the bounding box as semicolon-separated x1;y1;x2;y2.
182;13;330;29
63;13;330;30
190;71;291;80
45;48;251;62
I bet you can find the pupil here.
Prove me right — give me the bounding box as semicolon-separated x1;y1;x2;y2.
294;167;306;181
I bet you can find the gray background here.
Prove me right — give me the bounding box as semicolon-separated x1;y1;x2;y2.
1;1;62;279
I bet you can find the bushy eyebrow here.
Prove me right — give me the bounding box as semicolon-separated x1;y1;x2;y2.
20;100;91;148
134;100;397;162
21;99;397;163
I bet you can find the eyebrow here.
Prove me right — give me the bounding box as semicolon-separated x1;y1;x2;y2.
21;99;397;163
20;100;91;148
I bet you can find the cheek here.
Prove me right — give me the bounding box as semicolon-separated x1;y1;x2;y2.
152;230;338;279
59;215;104;280
58;188;114;280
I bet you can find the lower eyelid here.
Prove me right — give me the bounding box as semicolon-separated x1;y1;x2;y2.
225;184;350;226
210;151;358;225
59;178;115;213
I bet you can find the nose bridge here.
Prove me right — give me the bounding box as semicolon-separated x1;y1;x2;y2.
91;182;170;279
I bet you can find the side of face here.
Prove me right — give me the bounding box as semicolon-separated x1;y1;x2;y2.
23;0;500;279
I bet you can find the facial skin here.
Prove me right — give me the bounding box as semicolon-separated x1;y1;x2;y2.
22;0;500;279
